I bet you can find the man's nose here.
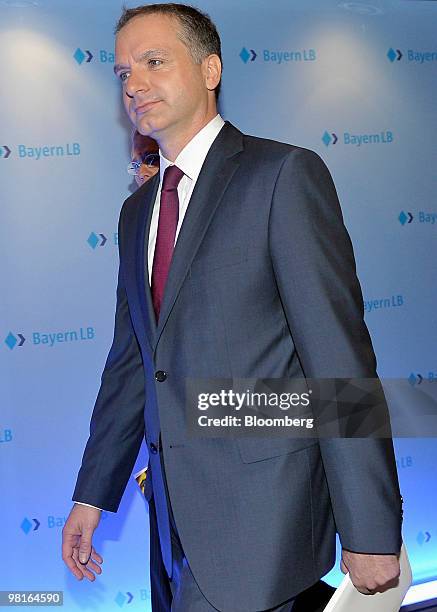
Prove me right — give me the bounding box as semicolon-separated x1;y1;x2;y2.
125;69;150;98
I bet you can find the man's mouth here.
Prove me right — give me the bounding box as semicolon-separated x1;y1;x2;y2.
134;100;160;115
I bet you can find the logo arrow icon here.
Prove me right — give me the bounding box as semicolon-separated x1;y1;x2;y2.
399;211;413;226
1;145;11;158
126;592;133;604
322;131;338;147
387;48;403;63
74;48;93;65
408;373;423;386
417;530;432;545
4;332;25;350
20;517;40;534
87;232;107;249
239;47;257;64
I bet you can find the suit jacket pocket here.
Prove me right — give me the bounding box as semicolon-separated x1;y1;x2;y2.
236;436;318;463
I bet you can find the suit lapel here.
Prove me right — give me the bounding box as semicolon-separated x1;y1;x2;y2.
154;122;244;351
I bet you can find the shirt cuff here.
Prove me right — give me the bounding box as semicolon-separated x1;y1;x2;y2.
73;501;103;511
133;466;148;479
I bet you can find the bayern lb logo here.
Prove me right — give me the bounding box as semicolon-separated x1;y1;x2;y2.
239;46;316;64
17;143;80;159
86;231;118;249
399;211;437;226
322;129;394;147
73;47;115;64
387;47;437;63
4;327;96;350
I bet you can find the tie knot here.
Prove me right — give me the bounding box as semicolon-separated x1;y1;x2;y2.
162;165;184;191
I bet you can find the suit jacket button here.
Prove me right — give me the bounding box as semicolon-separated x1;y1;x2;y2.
150;442;158;454
155;370;167;382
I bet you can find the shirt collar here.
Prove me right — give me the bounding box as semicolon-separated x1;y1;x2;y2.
159;114;225;183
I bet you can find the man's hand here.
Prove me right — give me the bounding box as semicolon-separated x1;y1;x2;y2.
62;504;103;581
341;549;400;595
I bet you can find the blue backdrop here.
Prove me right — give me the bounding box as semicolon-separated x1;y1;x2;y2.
1;0;436;609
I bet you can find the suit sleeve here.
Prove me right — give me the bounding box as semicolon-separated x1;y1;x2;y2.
268;147;403;554
72;203;146;512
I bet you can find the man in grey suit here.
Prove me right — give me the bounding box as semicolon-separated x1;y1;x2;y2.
62;4;403;611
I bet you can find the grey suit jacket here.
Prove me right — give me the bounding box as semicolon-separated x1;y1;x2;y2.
73;121;403;611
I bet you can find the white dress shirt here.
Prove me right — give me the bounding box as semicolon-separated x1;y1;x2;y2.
148;113;225;283
74;114;225;512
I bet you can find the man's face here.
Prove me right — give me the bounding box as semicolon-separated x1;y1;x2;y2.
115;13;210;142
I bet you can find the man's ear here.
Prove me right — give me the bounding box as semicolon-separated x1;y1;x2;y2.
203;54;222;92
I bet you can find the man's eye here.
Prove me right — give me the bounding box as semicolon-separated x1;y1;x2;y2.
119;72;129;82
148;59;163;67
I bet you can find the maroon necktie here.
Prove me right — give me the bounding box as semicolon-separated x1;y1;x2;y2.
151;164;184;322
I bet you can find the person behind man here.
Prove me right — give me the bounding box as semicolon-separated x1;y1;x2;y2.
134;465;172;612
129;129;172;611
129;129;160;187
62;4;403;611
